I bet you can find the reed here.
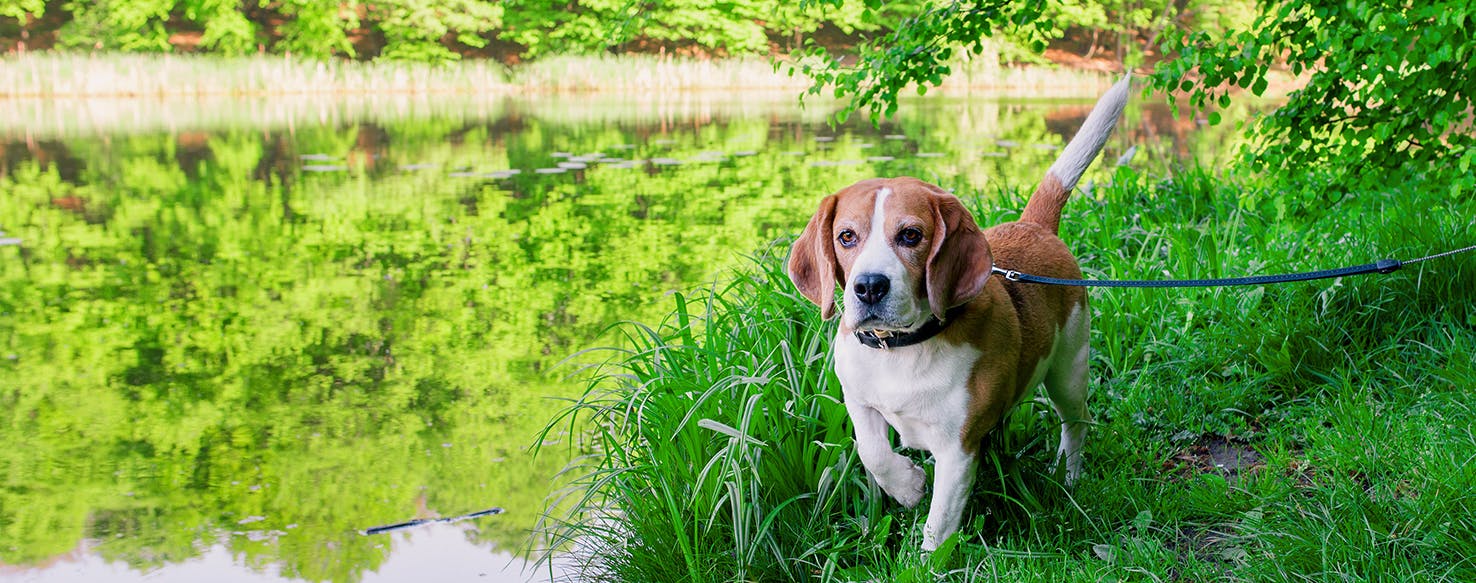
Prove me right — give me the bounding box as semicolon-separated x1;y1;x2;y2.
0;52;1126;99
0;53;512;98
508;54;813;92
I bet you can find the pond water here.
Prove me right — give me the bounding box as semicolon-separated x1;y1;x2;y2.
0;91;1235;582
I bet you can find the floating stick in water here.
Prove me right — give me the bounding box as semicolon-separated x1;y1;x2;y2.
362;507;504;535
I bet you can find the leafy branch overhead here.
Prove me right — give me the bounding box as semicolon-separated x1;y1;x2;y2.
794;0;1054;123
791;0;1252;124
1149;0;1476;193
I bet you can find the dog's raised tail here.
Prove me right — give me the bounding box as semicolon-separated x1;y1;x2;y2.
1020;74;1131;234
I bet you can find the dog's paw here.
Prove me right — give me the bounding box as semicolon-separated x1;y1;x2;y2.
1050;450;1084;488
885;463;927;509
920;528;942;552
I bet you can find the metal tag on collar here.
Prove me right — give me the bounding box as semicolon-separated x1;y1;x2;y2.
872;329;892;350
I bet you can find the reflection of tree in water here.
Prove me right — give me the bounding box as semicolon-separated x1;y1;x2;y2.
174;132;215;180
254;131;301;225
0;98;1235;581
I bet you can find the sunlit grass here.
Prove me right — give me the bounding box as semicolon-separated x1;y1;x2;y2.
538;167;1476;581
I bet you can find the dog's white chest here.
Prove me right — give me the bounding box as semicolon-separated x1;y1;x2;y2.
833;334;981;451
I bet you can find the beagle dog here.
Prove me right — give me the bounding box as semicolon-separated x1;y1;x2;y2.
787;77;1130;550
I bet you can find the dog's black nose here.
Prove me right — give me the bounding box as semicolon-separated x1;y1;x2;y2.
853;274;890;305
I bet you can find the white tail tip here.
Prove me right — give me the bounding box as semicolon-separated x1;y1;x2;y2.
1047;74;1132;191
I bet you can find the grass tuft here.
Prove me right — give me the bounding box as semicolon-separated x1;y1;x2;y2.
534;251;885;581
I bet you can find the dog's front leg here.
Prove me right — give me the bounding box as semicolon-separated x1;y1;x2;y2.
847;403;926;508
921;444;977;551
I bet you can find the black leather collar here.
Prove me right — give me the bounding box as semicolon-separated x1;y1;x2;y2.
853;306;967;350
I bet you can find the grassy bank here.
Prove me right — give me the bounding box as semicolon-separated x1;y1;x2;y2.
0;52;1119;98
538;168;1476;581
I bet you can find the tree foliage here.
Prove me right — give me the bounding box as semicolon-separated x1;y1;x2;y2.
3;0;906;62
183;0;257;54
0;0;44;21
368;0;503;61
795;0;1054;122
273;0;359;57
794;0;1253;122
58;0;177;51
1150;0;1476;194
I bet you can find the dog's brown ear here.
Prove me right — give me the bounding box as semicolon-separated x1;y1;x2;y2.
788;195;841;320
926;195;993;320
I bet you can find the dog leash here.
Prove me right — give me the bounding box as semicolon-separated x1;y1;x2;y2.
993;243;1476;288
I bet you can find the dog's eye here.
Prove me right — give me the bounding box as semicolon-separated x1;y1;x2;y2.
837;230;858;248
897;227;924;247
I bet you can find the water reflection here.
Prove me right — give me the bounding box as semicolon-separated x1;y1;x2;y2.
5;523;549;583
0;92;1243;582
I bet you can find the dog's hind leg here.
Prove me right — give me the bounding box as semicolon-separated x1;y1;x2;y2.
847;403;927;509
1044;305;1092;486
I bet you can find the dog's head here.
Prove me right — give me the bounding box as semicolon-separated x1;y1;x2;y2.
788;177;993;331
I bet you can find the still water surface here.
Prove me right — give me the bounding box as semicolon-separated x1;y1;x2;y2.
0;92;1232;582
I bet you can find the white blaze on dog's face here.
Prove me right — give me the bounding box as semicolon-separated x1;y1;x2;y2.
834;185;929;331
788;177;994;331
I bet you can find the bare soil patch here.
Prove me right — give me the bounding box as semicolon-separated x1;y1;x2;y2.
1166;434;1265;479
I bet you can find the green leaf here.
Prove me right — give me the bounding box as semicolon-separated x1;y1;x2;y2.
871;514;893;546
1132;509;1153;531
929;532;960;569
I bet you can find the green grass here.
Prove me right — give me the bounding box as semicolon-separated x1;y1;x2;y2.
537;167;1476;582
